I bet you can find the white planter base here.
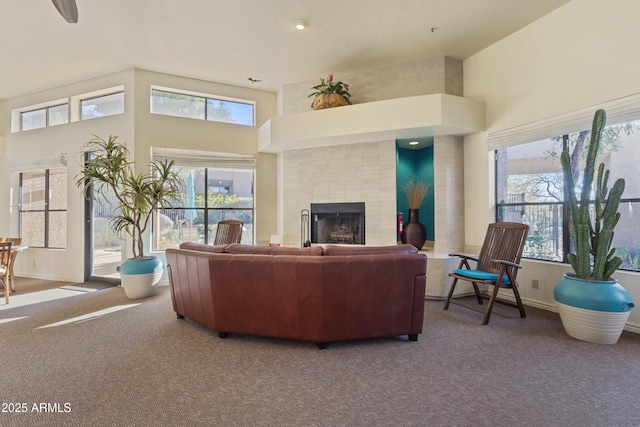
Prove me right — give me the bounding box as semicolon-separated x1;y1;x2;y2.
556;302;630;344
120;271;162;299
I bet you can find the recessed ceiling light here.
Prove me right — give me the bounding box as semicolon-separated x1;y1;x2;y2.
409;141;419;146
295;20;308;31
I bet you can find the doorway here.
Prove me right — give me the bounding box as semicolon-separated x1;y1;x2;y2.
82;157;121;284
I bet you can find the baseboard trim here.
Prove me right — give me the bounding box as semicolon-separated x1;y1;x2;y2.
496;291;640;333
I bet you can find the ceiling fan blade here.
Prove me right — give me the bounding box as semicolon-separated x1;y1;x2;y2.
51;0;78;23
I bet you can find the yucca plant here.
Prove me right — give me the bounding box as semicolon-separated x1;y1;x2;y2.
75;135;181;259
561;109;626;280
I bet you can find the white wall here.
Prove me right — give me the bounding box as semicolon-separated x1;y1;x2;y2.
3;70;136;282
463;0;640;331
131;70;278;248
0;99;9;237
1;69;278;283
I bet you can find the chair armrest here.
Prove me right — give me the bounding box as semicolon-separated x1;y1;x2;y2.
449;253;479;263
491;259;522;269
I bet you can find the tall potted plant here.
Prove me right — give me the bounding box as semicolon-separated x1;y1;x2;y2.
554;109;634;344
76;135;181;299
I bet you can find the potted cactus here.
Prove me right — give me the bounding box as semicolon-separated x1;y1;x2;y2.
554;109;634;344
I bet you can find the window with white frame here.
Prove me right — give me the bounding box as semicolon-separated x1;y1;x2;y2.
151;148;255;250
80;91;124;120
12;85;126;132
20;103;69;131
150;88;255;126
494;109;640;271
19;167;68;248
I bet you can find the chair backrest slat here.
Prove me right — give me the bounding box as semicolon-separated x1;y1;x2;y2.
476;222;529;278
213;220;243;245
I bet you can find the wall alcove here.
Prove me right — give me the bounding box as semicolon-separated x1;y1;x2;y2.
396;138;434;246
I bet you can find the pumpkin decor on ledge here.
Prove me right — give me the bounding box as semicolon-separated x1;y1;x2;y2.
308;74;352;110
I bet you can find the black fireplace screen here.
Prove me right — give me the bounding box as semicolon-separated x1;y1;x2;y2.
310;202;365;245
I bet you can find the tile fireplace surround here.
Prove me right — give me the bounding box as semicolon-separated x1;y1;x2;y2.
282;140;396;247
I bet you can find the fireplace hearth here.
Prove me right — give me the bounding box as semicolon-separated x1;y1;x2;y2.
310;202;365;245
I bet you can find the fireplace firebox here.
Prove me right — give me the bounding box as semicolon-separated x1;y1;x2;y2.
310;202;365;245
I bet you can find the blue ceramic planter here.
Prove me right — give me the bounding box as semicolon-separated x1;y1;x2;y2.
117;256;164;276
554;273;634;313
554;273;635;344
116;256;164;299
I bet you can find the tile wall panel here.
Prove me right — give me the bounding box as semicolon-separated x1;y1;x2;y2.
282;140;397;247
282;56;462;115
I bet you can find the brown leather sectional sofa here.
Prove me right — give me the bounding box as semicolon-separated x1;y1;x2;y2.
166;242;427;348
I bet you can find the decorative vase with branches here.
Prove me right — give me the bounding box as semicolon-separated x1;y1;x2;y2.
401;180;430;250
403;180;429;210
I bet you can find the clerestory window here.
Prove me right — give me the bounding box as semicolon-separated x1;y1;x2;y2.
20;103;69;131
150;87;255;126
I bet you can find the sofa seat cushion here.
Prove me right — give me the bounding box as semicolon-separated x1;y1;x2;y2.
224;244;323;256
452;268;511;284
323;244;418;256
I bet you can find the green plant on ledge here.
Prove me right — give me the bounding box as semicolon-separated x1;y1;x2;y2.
308;73;352;107
75;135;181;259
561;109;626;281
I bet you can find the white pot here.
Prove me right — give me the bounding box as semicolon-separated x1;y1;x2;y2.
554;273;634;344
556;302;631;344
117;256;163;299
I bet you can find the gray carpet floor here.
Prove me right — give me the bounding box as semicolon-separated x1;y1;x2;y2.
1;278;639;427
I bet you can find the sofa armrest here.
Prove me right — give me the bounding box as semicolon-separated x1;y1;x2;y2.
166;248;217;331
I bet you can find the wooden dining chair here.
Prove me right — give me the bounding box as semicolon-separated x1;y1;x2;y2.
443;222;530;324
0;242;12;304
213;220;244;245
6;237;22;293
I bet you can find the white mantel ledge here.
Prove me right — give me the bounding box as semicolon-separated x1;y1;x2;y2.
258;93;485;153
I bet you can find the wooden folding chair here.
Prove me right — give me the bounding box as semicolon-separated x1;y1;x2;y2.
6;238;22;293
443;222;529;324
213;220;243;245
0;242;12;304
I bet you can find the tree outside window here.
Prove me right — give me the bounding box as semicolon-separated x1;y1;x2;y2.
496;120;640;270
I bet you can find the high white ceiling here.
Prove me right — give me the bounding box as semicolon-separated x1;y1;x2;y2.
0;0;572;100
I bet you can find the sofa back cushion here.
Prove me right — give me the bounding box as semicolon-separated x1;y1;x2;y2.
224;244;323;256
322;244;418;256
179;242;228;253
